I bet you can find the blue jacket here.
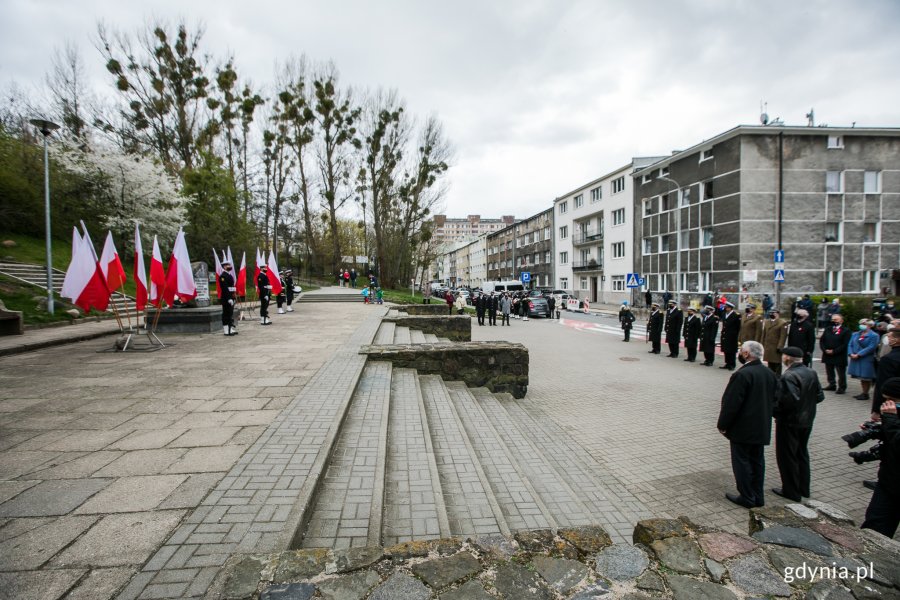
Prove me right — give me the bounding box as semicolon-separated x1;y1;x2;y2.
848;330;879;380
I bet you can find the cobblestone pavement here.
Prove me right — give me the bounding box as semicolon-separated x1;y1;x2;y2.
473;313;884;537
0;304;374;600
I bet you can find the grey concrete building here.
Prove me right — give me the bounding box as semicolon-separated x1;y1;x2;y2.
633;125;900;307
486;208;553;288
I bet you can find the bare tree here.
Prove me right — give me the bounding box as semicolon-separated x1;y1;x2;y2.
45;41;90;141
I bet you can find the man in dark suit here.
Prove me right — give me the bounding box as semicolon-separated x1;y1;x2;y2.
475;293;486;326
487;292;498;326
720;302;742;370
717;341;778;508
872;328;900;418
773;346;825;501
683;307;702;362
664;300;684;358
701;306;720;366
787;309;816;367
820;314;851;394
647;303;663;354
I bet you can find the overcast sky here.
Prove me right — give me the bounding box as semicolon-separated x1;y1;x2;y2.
3;0;900;220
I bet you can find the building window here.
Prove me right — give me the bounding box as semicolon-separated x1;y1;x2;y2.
612;276;625;291
544;226;551;240
700;148;714;161
825;271;842;293
590;187;601;202
701;180;714;201
662;193;677;212
679;273;688;291
826;171;843;194
559;225;568;239
580;277;588;290
863;271;878;292
641;173;651;184
559;277;568;290
659;166;670;178
612;208;625;226
827;135;844;149
864;171;882;194
574;194;583;208
680;187;691;206
643;198;654;216
701;272;711;291
863;222;880;243
643;238;653;254
560;251;568;264
679;230;689;249
611;176;625;194
612;242;625;258
825;222;842;243
544;250;551;263
660;235;671;252
701;227;713;247
559;201;568;214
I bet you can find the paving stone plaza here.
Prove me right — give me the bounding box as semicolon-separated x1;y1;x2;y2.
0;295;889;599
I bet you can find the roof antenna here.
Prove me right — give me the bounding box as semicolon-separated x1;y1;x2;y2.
806;108;815;127
760;101;769;125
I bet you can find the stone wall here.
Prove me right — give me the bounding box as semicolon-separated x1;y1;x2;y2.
146;305;223;333
401;303;453;316
381;314;471;342
214;500;900;600
360;341;528;398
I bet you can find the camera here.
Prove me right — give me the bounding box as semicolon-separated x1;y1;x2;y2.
849;443;882;464
841;421;881;449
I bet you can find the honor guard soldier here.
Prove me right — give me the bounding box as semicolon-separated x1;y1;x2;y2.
701;305;720;366
284;269;296;312
720;301;742;370
648;302;663;354
683;306;702;362
276;271;288;314
220;259;238;336
257;265;273;325
664;300;683;358
619;301;635;342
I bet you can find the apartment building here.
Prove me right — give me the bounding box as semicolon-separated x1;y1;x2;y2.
432;214;516;246
485;208;553;288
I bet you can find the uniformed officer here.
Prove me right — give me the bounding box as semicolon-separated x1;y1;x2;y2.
284;270;296;312
701;305;720;366
648;302;663;354
276;271;288;314
258;265;273;325
720;301;742;370
683;306;702;362
664;300;683;358
219;260;238;336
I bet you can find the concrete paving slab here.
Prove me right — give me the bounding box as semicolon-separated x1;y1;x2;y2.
222;409;280;427
64;566;136;600
74;475;188;514
27;451;123;479
0;479;38;504
157;472;224;509
0;450;62;479
109;429;187;451
163;445;247;474
0;478;112;517
0;568;86;600
92;449;186;477
43;429;132;452
0;515;98;570
167;427;240;447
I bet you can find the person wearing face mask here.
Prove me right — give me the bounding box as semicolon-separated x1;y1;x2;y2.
762;310;787;374
820;314;851;394
772;346;824;502
872;328;900;420
848;320;879;401
219;259;238;336
739;304;763;345
682;306;702;362
647;302;663;354
717;341;778;508
700;305;720;366
664;300;683;358
786;309;816;367
720;302;742;370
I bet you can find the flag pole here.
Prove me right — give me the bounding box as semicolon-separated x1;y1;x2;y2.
150;280;168;333
119;284;133;330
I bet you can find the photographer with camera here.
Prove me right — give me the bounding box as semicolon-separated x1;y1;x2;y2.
860;377;900;538
871;325;900;420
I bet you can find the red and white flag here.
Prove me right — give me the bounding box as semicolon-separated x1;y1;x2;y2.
267;250;283;295
149;236;166;307
99;231;127;292
134;224;148;312
236;252;247;298
164;229;196;305
226;246;235;275
60;227;110;313
254;248;263;287
212;249;223;299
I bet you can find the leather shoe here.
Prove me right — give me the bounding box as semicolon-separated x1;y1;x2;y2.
835;389;846;395
863;480;878;491
725;492;755;508
824;385;837;391
771;487;801;502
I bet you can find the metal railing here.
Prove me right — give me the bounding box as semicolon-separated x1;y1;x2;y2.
572;229;603;245
572;260;603;272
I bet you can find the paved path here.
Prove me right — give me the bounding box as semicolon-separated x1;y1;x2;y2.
473;313;882;536
0;320;121;357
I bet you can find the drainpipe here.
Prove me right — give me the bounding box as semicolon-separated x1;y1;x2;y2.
775;132;784;310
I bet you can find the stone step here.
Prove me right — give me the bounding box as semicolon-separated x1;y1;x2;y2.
409;328;427;344
296;294;364;303
374;322;396;345
437;337;450;343
393;325;412;345
300;361;392;549
383;369;450;545
387;308;400;317
444;382;555;532
418;374;509;539
424;333;439;343
472;389;595;528
494;394;647;543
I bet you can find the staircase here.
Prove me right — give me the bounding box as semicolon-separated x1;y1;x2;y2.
0;261;140;320
295;325;638;549
295;290;367;303
373;320;449;344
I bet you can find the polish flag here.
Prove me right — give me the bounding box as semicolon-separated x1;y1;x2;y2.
79;224;112;311
149;236;166;307
236;252;247;298
60;227;110;313
133;224;148;312
164;229;197;305
254;248;263;287
213;249;223;298
99;231;127;292
267;250;283;295
226;246;235;275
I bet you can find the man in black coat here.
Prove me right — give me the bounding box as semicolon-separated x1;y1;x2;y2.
819;314;851;394
872;329;900;418
717;341;778;508
257;265;272;325
475;293;485;326
773;346;825;501
547;295;556;319
647;303;663;354
644;290;652;309
683;307;702;362
720;302;742;370
619;301;635;342
787;309;816;367
487;292;498;326
664;300;683;358
861;377;900;539
219;260;237;336
701;306;720;366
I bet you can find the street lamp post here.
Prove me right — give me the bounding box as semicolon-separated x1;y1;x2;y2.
660;176;684;308
30;119;60;315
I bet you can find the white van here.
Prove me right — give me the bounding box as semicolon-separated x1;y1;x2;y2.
481;280;526;294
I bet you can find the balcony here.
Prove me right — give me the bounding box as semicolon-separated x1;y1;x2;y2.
573;228;603;246
572;259;603;272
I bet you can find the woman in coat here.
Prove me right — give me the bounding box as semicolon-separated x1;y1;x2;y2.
848;319;880;401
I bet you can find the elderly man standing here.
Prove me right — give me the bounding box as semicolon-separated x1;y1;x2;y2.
762;309;787;374
820;314;851;394
773;346;825;502
718;341;778;508
787;309;816;367
720;302;742;371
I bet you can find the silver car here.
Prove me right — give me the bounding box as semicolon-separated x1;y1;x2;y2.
524;296;550;318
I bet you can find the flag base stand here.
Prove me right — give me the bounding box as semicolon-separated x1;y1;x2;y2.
109;327;168;352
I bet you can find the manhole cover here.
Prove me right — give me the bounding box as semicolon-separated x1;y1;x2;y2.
619;357;639;362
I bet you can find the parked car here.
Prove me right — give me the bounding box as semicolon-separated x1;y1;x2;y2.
525;295;551;318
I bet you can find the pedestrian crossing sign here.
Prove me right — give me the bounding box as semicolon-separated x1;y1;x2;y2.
774;269;785;282
626;273;641;288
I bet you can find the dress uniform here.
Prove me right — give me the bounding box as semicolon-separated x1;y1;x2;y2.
257;266;273;325
276;272;288;314
701;306;720;366
284;270;296;312
219;261;238;336
720;302;742;370
664;301;683;358
683;307;702;362
648;303;663;354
